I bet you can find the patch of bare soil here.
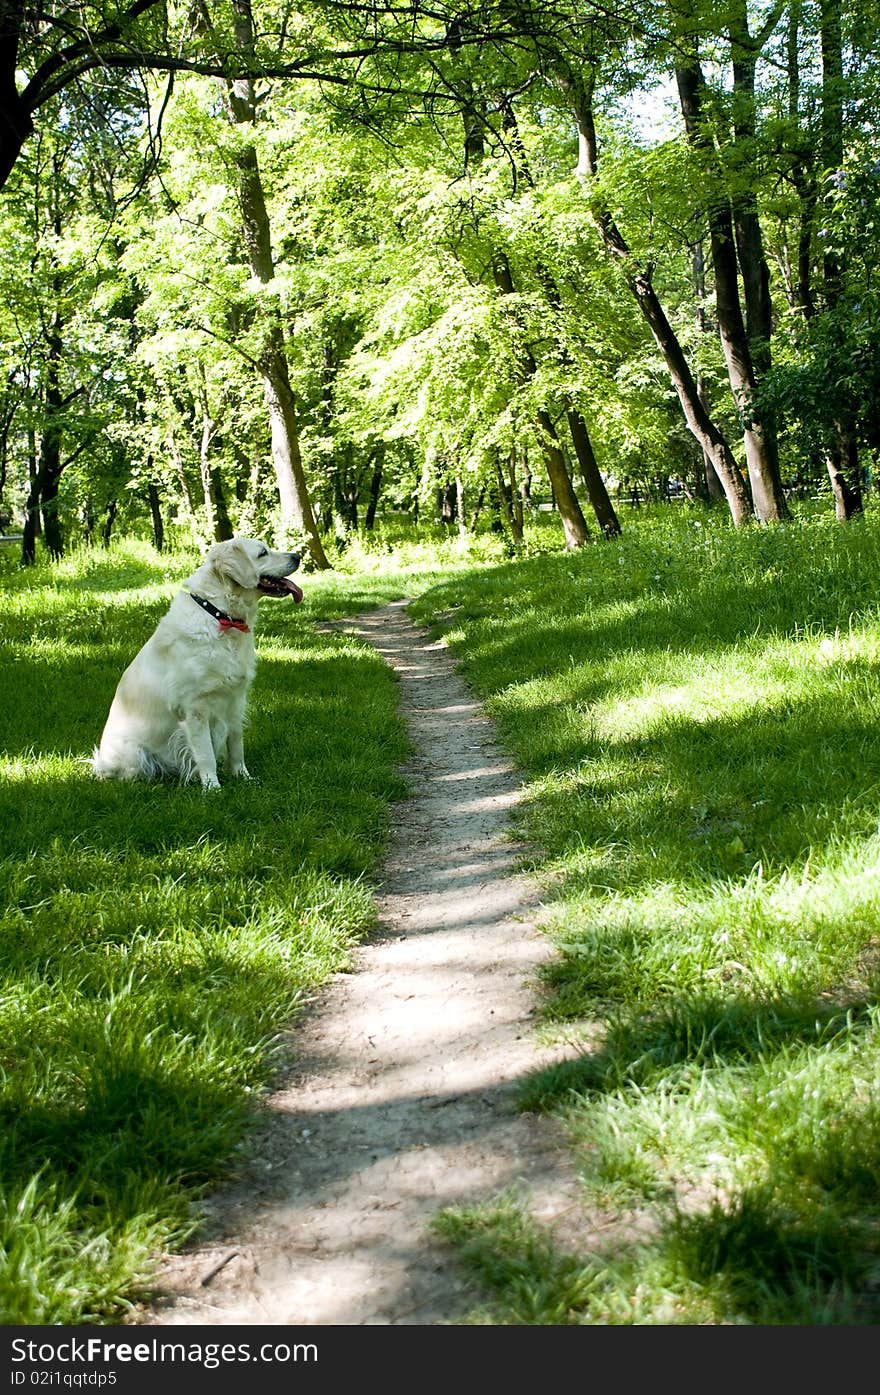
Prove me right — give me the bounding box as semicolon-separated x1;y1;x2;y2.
134;600;588;1326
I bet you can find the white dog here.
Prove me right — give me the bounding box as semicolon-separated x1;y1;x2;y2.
91;537;303;789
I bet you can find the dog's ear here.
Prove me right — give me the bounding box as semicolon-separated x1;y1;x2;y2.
209;539;260;590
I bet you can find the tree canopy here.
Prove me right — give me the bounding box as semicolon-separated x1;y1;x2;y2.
2;0;878;560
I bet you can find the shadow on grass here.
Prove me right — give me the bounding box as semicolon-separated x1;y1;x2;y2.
0;571;412;1312
0;1057;255;1216
518;991;877;1110
412;549;880;1035
665;1182;878;1324
525;675;880;877
437;1166;880;1324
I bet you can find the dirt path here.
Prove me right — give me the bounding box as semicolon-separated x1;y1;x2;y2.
139;600;582;1326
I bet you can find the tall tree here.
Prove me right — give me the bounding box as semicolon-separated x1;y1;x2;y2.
498;93;622;537
815;0;863;519
202;0;329;565
672;19;789;523
560;65;754;526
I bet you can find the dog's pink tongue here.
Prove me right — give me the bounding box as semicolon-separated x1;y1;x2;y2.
283;578;304;603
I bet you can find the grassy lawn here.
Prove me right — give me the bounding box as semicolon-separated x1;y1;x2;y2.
0;536;432;1323
4;499;880;1326
410;501;880;1325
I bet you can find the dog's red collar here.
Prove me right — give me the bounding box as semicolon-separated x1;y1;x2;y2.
187;591;250;633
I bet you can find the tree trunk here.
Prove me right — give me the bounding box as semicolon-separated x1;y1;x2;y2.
210;466;234;540
101;500;118;548
455;474;468;538
690;242;724;501
495;458;524;545
21;475;39;565
535;410;591;549
169;435;197;525
0;393;15;504
440;480;457;526
23;306;65;564
494;461;515;540
364;451;383;530
197;388;218;541
147;480;164;551
818;0;863;519
564;68;754;527
39;302;65;561
0;18;34;194
505;453;524;542
40;463;64;560
675;51;789;523
237;453;263;536
785;1;818;318
566;407;621;536
632;272;753;525
825;433;862;520
195;367;234;540
492;253;591;549
729;0;776;376
221;1;329;567
728;8;789;510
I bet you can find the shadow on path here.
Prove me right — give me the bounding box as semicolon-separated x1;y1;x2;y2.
140;601;583;1327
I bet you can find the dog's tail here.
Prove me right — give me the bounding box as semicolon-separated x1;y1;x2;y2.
89;744;168;781
89;745;114;779
90;733;197;783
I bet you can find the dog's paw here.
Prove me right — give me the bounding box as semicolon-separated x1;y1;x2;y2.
230;765;252;780
200;774;221;791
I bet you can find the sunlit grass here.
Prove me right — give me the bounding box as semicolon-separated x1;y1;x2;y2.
8;502;880;1325
0;537;418;1323
416;499;880;1324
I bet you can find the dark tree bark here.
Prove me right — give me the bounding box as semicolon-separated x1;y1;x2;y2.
565;408;620;536
0;380;18;506
728;0;777;373
23;304;65;564
534;408;590;549
563;68;753;527
817;0;863;519
210;466;234;540
197;372;220;541
727;0;788;510
147;480;164;551
675;50;789;523
101;499;118;547
439;480;457;526
784;1;818;319
506;450;524;542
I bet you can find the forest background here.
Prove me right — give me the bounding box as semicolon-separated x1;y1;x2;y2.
4;0;880;1331
1;0;878;559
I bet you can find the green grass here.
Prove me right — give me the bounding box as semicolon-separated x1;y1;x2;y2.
410;499;880;1325
0;536;427;1323
7;499;880;1325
